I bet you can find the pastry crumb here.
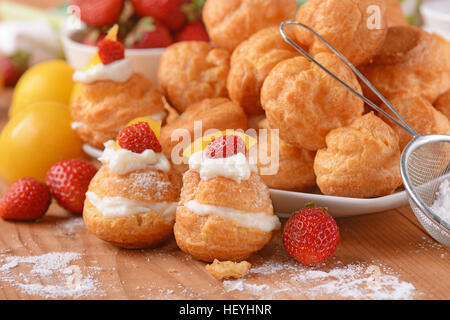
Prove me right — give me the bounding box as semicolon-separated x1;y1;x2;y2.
205;259;251;280
168;268;178;274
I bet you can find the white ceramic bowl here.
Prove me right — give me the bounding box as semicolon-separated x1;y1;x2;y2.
421;0;450;41
60;29;165;85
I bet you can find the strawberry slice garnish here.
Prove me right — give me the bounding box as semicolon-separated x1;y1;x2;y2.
98;39;125;65
45;159;98;214
283;204;340;266
0;178;51;221
205;135;247;159
117;121;162;154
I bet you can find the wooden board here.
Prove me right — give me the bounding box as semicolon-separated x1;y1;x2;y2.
0;0;449;299
0;87;448;300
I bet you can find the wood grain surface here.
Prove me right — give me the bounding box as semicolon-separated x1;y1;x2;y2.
0;0;448;300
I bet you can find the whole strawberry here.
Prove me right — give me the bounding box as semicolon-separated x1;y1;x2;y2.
131;0;187;31
283;204;339;266
125;17;173;48
71;0;124;27
0;51;30;87
118;121;162;153
45;159;98;214
205;135;247;159
0;178;51;221
175;21;209;42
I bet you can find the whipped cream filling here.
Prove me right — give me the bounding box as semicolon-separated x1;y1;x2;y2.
73;58;133;83
99;140;170;175
188;152;256;183
86;192;177;221
183;200;280;232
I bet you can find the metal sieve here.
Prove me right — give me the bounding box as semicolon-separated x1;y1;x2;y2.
280;21;450;247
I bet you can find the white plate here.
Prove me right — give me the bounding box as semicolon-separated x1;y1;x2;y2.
83;144;409;218
271;189;408;218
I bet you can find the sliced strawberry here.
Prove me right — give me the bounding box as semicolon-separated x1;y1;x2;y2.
98;39;125;64
45;159;98;214
205;135;247;159
71;0;125;27
125;17;173;49
175;21;209;42
118;121;162;153
283;204;340;266
0;178;51;221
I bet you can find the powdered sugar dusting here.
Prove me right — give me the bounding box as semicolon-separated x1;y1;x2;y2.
0;252;104;298
222;258;417;300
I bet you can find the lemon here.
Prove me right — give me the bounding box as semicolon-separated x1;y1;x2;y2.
0;102;84;185
9;60;74;117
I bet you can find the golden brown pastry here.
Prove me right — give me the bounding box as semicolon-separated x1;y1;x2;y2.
385;0;408;27
227;26;298;116
83;124;182;249
261;53;364;151
174;136;280;262
158;41;230;113
71;73;166;149
160;98;247;172
360;26;449;104
380;95;450;150
435;90;450;120
314;112;402;198
257;119;316;192
203;0;297;52
295;0;387;66
205;259;252;280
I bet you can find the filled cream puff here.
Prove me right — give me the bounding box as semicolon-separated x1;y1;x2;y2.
71;26;166;149
159;98;247;173
83;120;182;248
174;134;280;262
435;90;450;121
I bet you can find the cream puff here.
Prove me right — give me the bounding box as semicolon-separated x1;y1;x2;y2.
159;98;247;173
227;26;298;116
174;134;280;262
158;41;230;113
314;112;402;198
359;26;449;104
83;121;182;248
295;0;387;66
257;119;316;192
435;90;450;121
71;27;166;149
261;53;364;151
203;0;297;52
380;95;450;150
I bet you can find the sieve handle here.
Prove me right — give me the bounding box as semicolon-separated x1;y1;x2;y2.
279;20;419;138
